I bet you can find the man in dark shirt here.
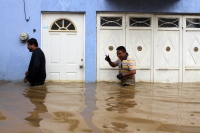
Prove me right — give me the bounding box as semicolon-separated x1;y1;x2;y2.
24;38;46;86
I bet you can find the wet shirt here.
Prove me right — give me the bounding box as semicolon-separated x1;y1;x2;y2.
114;53;136;85
26;48;46;83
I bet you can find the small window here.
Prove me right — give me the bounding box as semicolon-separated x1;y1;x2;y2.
129;17;151;27
101;17;122;27
158;18;179;28
186;18;200;28
50;19;76;32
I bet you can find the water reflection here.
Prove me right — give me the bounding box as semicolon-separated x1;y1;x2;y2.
0;111;7;121
23;83;92;132
23;86;48;127
93;82;137;132
104;86;137;113
93;82;200;133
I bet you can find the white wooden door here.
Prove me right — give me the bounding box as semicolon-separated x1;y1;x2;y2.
183;16;200;82
97;14;126;82
154;15;182;83
126;14;153;82
42;14;84;82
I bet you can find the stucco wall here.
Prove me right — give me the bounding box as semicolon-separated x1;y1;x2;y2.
0;0;200;82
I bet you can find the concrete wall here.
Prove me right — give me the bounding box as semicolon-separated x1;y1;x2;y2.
0;0;200;82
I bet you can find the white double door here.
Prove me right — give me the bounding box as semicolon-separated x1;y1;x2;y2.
97;13;200;83
155;15;200;83
97;14;153;82
42;14;84;82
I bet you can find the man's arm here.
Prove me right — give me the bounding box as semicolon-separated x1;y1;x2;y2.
25;71;28;76
108;61;117;67
25;51;40;81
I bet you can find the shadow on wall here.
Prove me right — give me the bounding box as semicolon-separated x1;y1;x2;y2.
105;0;181;13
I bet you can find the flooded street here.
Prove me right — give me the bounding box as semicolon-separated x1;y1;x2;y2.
0;81;200;133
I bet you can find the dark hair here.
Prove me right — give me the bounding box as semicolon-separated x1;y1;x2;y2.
27;38;38;47
116;46;126;52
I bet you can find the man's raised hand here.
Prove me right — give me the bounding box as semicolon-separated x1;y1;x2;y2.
105;55;111;63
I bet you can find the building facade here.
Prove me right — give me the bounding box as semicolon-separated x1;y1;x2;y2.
0;0;200;83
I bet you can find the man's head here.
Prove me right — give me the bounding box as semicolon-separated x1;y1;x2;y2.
116;46;127;60
27;38;38;52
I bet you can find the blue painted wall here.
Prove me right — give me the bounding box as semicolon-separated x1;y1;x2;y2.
0;0;200;82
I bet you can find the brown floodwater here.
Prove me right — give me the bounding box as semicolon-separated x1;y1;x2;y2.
0;81;200;133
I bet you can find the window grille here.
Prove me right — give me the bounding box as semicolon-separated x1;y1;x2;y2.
50;19;76;32
158;18;179;28
186;18;200;28
101;17;122;27
129;17;151;27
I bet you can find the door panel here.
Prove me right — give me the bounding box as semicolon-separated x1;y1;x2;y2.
42;14;84;82
183;16;200;82
48;33;78;82
50;34;60;64
127;29;152;82
126;14;153;82
128;30;151;66
154;15;182;83
97;14;125;82
99;30;125;68
156;31;180;66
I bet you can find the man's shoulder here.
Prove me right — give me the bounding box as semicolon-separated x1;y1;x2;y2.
35;47;44;50
114;58;121;65
34;48;44;53
33;48;45;56
127;55;135;61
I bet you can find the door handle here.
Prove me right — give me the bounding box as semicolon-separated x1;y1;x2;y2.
79;64;84;69
80;59;84;69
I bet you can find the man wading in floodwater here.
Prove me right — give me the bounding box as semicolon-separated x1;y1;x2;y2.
105;46;136;86
24;38;46;86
